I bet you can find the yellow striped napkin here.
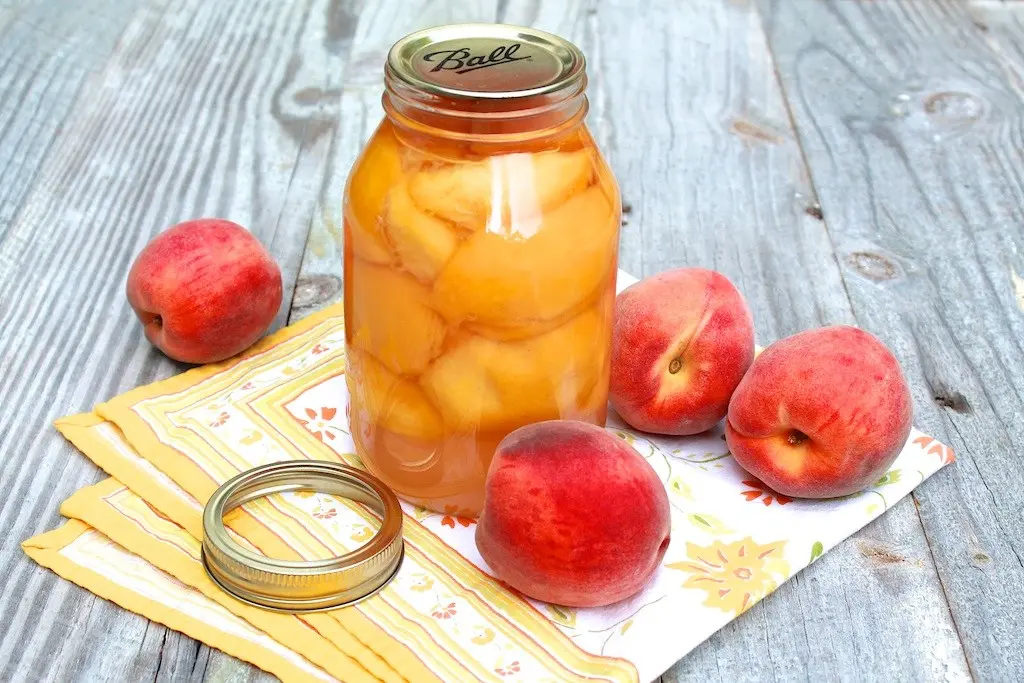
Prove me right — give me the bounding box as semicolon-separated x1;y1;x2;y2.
24;271;954;682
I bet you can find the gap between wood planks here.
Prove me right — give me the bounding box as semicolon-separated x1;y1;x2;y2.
758;0;1024;679
753;0;974;669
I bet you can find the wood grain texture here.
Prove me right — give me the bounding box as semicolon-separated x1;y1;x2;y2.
0;0;348;679
761;0;1024;679
583;1;969;681
0;0;142;266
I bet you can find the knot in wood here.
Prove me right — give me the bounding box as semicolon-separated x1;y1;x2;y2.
934;390;970;414
970;551;992;570
924;92;984;128
293;275;341;308
846;251;900;281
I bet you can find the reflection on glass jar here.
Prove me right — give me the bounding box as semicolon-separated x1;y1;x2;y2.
343;23;621;515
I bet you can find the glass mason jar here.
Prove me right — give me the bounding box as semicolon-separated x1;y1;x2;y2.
343;24;621;516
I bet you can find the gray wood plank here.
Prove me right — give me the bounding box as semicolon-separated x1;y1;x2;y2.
0;0;353;679
0;0;145;261
581;1;970;681
760;0;1024;679
189;646;273;683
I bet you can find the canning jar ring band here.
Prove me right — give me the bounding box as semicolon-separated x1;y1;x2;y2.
201;461;404;613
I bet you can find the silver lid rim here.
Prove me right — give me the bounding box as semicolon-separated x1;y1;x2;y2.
202;461;404;613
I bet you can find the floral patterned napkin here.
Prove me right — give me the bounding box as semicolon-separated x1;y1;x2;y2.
24;269;953;683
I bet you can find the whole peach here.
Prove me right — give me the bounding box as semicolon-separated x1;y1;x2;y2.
726;326;913;498
475;421;670;607
127;219;282;364
610;268;754;435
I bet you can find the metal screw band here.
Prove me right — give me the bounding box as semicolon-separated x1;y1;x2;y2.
201;461;404;612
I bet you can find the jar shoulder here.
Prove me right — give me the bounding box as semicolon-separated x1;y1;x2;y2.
346;119;620;220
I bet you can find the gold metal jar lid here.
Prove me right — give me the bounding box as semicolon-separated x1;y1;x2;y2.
202;461;404;613
386;23;586;100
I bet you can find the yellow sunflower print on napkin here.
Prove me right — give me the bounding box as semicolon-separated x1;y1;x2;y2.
667;538;790;616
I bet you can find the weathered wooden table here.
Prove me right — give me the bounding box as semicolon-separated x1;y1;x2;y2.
2;0;1022;680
